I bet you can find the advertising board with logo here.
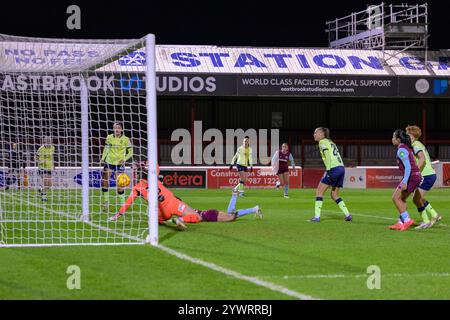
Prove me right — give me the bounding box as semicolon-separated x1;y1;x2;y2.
399;77;450;97
4;41;450;77
2;41;450;98
0;167;133;189
3;72;448;98
343;168;366;188
159;170;206;189
207;167;302;189
366;168;403;188
236;75;398;97
2;166;448;190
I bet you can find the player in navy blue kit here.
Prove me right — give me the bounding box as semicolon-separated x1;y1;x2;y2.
310;127;352;222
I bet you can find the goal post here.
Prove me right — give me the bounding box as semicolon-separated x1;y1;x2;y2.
145;34;159;246
80;76;90;223
0;33;159;247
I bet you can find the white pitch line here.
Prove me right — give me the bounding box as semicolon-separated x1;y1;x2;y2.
154;206;446;299
157;244;319;300
0;242;144;248
259;272;450;280
1;192;319;300
322;210;396;221
322;209;448;227
0;191;144;243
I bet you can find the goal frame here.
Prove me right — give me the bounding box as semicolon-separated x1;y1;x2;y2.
0;33;159;248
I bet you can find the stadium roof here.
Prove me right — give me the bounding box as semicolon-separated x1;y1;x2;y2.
0;34;449;76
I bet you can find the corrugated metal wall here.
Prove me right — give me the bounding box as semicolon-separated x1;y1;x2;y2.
329;101;434;130
157;97;450;165
158;98;191;129
158;97;449;132
158;143;448;165
438;103;450;130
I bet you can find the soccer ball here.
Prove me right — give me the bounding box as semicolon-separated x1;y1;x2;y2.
116;173;131;188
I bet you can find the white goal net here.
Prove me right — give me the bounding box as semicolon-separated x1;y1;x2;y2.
0;33;159;247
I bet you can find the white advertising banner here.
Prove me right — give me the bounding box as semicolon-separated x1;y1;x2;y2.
1;39;450;76
343;167;367;188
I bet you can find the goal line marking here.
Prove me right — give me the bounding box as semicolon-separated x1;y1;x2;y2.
0;192;319;300
322;209;448;227
0;191;144;243
157;244;320;300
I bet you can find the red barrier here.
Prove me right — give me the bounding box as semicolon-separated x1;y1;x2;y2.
443;163;450;187
366;168;403;188
302;168;324;188
207;167;302;189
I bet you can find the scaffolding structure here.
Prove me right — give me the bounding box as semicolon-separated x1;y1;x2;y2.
325;3;429;51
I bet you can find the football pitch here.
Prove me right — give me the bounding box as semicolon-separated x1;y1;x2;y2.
0;188;449;300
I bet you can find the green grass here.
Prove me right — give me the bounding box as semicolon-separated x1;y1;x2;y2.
1;188;449;299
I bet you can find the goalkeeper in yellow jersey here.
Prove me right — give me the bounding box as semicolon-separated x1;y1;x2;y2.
36;137;55;202
100;123;133;211
310;127;352;222
229;136;253;196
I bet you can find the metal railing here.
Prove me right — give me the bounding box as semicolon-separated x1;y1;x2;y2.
326;2;428;50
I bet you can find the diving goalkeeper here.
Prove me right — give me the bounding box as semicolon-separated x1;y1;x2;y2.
109;162;263;230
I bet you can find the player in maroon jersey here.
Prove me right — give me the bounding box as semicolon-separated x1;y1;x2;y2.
271;143;296;198
389;129;422;231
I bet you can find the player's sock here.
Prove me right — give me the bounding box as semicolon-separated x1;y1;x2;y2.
284;185;289;196
335;198;350;217
117;189;126;204
236;207;257;217
424;200;438;218
315;197;323;218
417;205;430;224
399;211;411;223
227;192;238;214
102;188;109;205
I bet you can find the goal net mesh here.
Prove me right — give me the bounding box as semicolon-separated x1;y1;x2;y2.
0;34;154;246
